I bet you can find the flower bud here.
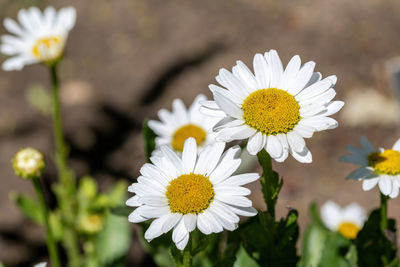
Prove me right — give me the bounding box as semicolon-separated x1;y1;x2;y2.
79;213;103;234
12;148;45;179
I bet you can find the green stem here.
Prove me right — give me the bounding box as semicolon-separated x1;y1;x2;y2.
257;150;281;219
49;64;81;267
50;64;69;185
183;249;192;267
32;178;61;267
380;193;388;232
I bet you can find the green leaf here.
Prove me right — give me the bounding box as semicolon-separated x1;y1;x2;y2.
241;209;299;267
345;244;358;267
143;119;157;162
300;224;328;267
355;209;398;267
215;230;242;266
10;193;43;225
233;245;259;267
97;212;131;265
111;205;132;217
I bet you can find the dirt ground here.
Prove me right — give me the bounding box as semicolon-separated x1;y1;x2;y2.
1;0;400;265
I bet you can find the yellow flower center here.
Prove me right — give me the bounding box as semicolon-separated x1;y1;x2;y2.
242;88;300;135
171;124;207;152
166;173;214;214
338;222;360;239
368;149;400;175
31;36;63;61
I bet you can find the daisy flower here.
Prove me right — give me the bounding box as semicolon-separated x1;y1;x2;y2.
1;6;76;71
148;94;220;153
321;201;366;239
126;138;259;250
341;137;400;198
200;50;343;163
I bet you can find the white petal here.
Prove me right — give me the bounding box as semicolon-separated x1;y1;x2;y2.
223;173;260;186
194;142;225;175
293;124;315;138
126;196;141;207
287;131;305;153
137;205;170;218
160;145;183;174
290;146;312;163
209;201;239;223
215;194;252;207
288;61;316;96
345;167;375;180
393;138;400;151
128;210;147;223
379;176;393;196
183;214;197;232
217;68;249;98
228;205;258;217
360;136;375;154
253;53;270;89
362;178;379;191
389;180;399;198
340;154;368;166
323;101;344;117
172;218;188;243
3;18;25;36
265;49;283;88
281;55;301;91
161;213;182;233
320;201;342;230
176;233;190;250
233;60;258;91
145;216;170;241
214;185;251;196
213;91;243;119
148;120;170;136
209;159;241;184
172;99;189;125
182;138;197;173
246;132;266;155
266;135;283;158
295;76;335;102
197;213;212;234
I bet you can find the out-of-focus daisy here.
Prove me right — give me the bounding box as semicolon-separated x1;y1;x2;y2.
200;50;343;163
148;95;220;153
127;138;259;250
321;201;366;239
1;6;76;71
33;263;47;267
341;137;400;198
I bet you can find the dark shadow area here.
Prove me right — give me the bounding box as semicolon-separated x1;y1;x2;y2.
139;42;227;105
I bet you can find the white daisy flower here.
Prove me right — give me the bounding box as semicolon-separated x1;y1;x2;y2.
341;137;400;198
127;137;259;250
33;263;46;267
200;50;344;163
1;6;76;71
321;201;366;239
148;94;220;153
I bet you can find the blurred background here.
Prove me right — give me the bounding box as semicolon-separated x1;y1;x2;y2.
1;0;400;265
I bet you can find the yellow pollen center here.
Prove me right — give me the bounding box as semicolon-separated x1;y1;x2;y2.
166;173;214;214
338;222;360;239
368;149;400;175
242;88;300;135
32;36;62;60
171;124;207;152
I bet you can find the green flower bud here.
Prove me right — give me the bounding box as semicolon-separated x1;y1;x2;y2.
79;213;104;234
12;148;45;179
